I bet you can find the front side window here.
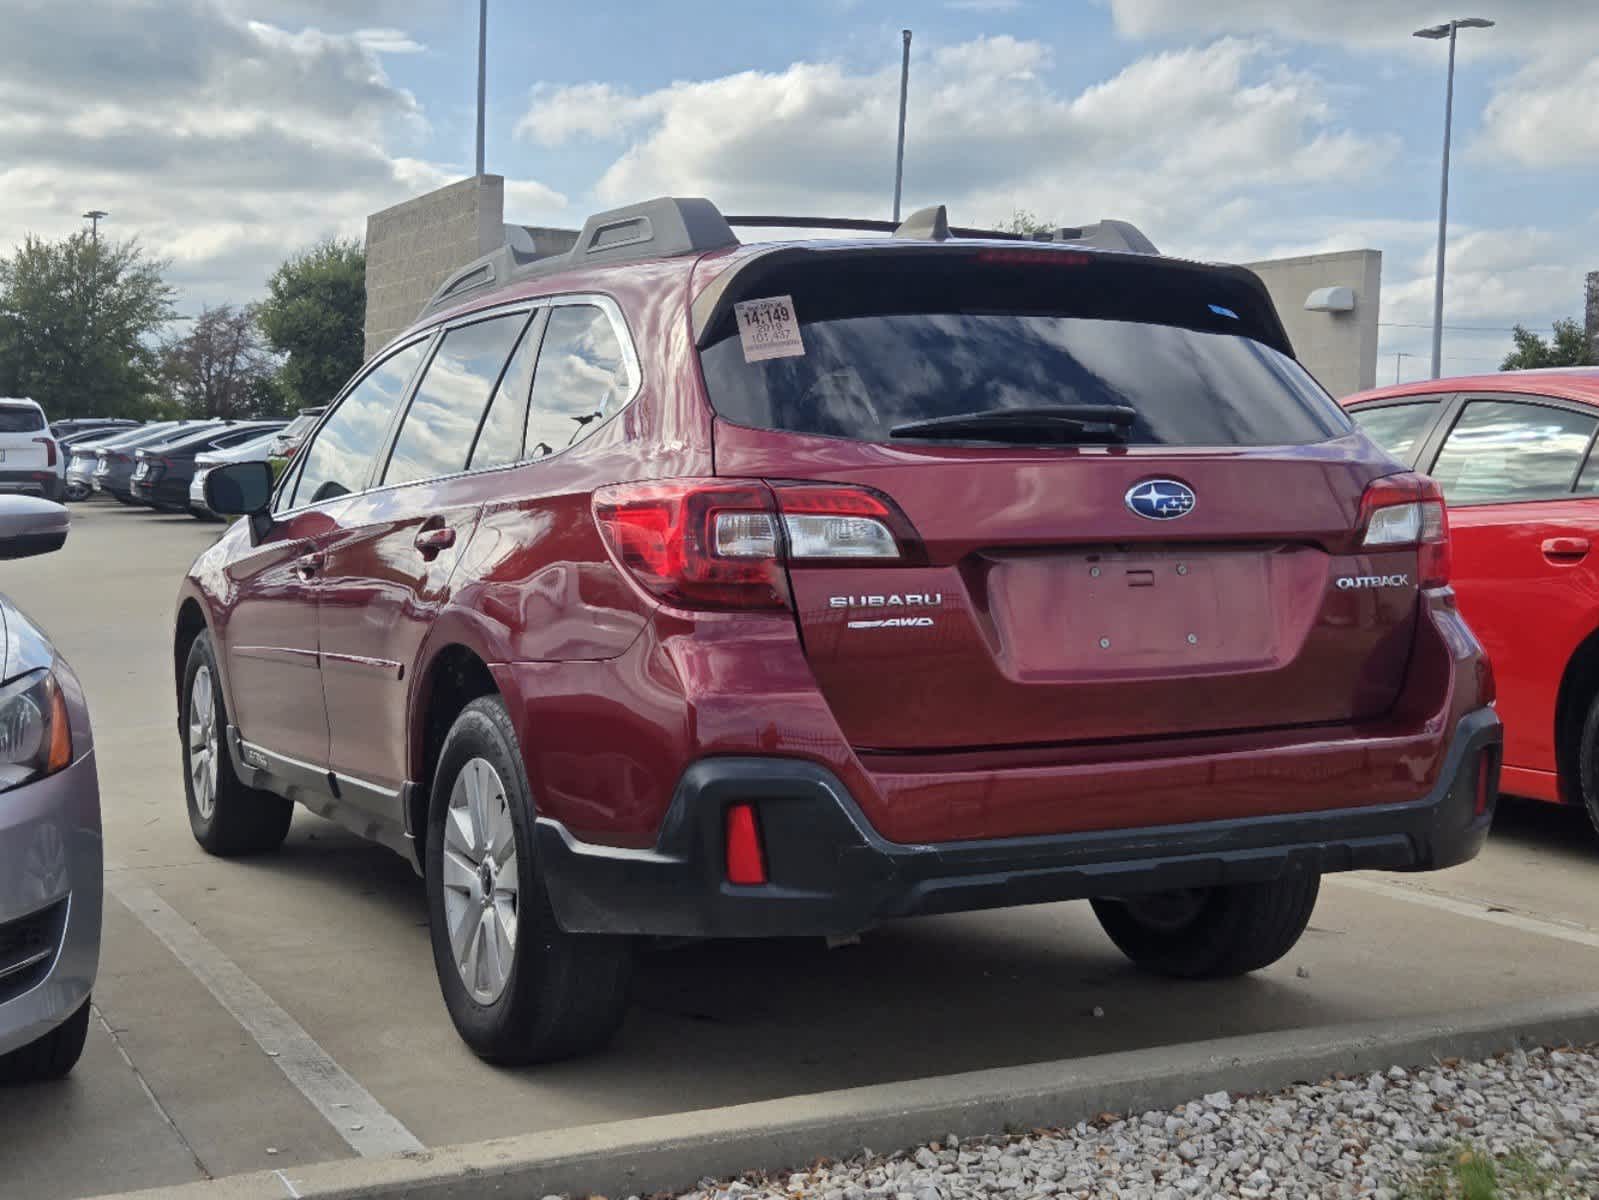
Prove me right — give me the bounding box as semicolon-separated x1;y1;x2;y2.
523;305;633;460
290;340;428;508
1429;399;1598;504
1350;400;1443;465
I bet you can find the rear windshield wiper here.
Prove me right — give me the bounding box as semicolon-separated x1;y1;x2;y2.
889;405;1137;444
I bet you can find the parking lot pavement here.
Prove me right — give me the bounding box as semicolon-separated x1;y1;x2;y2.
1;501;1597;1200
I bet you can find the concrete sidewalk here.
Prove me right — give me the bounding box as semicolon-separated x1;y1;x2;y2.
92;993;1599;1200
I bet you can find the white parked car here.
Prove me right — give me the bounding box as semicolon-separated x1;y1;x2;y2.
0;399;64;503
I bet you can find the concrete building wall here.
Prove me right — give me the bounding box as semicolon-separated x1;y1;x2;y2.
364;175;506;358
1244;249;1382;398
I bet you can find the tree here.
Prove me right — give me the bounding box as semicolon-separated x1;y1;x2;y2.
257;238;366;410
162;304;281;419
998;208;1053;236
1500;318;1595;371
0;232;175;418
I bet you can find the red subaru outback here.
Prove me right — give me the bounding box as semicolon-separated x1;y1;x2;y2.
175;199;1500;1064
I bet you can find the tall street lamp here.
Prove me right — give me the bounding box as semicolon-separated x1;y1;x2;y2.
475;0;488;177
892;29;912;224
82;209;108;245
1414;17;1494;380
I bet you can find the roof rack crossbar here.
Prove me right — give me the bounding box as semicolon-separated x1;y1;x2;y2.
728;212;1039;242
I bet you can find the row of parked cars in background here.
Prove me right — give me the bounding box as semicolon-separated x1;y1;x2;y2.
53;408;325;517
1;399;329;519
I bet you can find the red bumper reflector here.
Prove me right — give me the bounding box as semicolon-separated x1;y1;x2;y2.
1474;750;1496;818
724;803;767;886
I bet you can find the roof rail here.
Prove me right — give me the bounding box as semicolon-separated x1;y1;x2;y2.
415;197;1157;324
417;197;737;323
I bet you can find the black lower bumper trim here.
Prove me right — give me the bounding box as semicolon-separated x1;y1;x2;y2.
537;708;1503;938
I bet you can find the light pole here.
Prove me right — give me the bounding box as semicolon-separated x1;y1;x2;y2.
82;209;108;245
1414;17;1494;380
475;0;488;177
892;29;912;223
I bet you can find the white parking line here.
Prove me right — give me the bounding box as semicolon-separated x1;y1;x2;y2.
1331;874;1599;950
105;866;424;1159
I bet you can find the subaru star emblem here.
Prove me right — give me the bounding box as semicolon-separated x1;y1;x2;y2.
1125;479;1196;520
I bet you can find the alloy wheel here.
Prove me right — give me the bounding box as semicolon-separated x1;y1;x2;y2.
440;757;520;1004
188;665;220;819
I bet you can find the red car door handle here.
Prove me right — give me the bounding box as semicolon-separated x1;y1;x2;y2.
414;526;456;559
1542;537;1590;561
294;551;325;579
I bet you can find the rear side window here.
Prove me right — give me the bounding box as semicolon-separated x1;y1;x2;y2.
1429;399;1598;505
292;340;428;507
697;253;1349;447
0;407;45;433
468;313;542;470
1350;400;1442;465
523;305;632;460
384;314;528;487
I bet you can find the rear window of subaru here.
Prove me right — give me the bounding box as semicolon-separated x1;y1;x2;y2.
698;252;1350;447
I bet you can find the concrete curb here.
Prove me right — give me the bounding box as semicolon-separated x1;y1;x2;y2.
94;993;1599;1200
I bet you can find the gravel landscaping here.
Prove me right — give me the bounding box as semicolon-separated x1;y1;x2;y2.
633;1044;1599;1200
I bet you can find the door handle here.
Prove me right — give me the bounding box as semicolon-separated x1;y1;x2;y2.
414;525;456;559
294;551;325;579
1541;536;1590;562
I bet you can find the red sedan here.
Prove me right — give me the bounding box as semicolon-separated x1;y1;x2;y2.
1344;368;1599;831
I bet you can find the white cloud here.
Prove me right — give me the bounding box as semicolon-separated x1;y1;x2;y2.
517;36;1393;250
1477;55;1599;169
0;0;562;310
1099;0;1599;64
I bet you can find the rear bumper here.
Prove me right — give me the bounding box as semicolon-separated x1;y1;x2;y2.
0;471;63;502
537;707;1501;939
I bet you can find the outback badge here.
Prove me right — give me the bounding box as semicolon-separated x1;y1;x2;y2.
1125;479;1196;520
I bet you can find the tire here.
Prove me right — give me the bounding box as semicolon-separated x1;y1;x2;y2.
425;696;631;1065
181;631;293;856
0;998;90;1084
1575;695;1599;837
1091;871;1320;979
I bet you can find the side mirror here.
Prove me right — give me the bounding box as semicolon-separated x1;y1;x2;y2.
204;460;275;516
0;497;69;560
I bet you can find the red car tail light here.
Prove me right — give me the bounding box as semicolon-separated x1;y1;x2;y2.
593;478;922;611
1358;473;1451;588
32;437;57;468
724;803;767;885
593;479;788;610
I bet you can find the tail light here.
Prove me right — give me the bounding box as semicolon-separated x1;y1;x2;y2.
592;478;922;611
1357;472;1450;588
33;437;57;467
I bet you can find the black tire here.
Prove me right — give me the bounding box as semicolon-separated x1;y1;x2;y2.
425;696;631;1065
181;631;293;856
0;998;90;1084
1091;871;1320;979
1576;695;1599;838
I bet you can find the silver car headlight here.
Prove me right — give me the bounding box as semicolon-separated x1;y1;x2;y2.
0;670;73;792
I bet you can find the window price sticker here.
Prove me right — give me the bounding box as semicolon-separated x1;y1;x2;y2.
734;295;806;362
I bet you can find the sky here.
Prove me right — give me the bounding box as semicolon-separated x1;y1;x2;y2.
2;0;1596;384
